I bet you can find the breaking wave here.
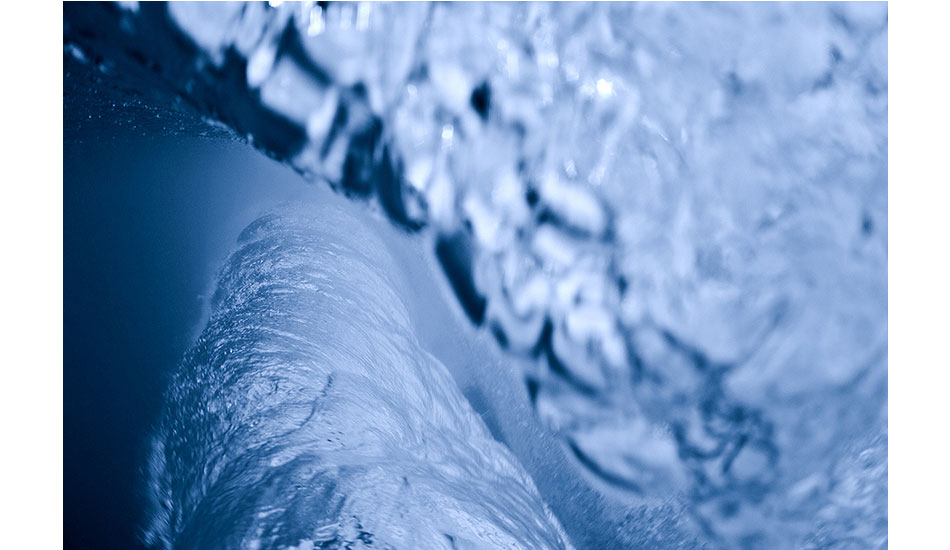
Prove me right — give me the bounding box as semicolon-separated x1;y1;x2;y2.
144;206;573;550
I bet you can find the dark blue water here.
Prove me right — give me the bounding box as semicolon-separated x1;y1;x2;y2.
64;86;323;549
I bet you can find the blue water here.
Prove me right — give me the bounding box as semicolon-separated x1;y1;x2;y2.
143;205;575;549
64;3;887;549
64;69;331;547
63;76;700;550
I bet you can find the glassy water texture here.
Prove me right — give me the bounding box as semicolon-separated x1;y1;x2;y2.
64;3;887;549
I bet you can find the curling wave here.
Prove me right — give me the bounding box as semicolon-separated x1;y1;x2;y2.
144;205;573;550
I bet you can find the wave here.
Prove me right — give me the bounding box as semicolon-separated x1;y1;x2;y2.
66;3;888;548
144;205;573;549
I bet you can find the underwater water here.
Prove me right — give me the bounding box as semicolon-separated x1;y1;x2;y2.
64;2;887;549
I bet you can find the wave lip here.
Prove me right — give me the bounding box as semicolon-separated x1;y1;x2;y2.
145;206;573;550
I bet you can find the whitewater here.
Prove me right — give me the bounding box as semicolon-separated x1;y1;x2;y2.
143;205;575;549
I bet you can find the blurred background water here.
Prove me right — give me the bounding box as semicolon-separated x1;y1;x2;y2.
64;3;887;549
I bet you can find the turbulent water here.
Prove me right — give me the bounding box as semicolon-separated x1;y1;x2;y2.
143;206;573;549
65;2;888;549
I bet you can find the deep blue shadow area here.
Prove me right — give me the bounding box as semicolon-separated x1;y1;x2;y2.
65;134;208;549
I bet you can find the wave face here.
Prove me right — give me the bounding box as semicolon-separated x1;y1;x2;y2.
66;3;888;548
144;205;572;550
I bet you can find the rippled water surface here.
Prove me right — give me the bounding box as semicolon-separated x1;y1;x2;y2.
65;2;887;549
